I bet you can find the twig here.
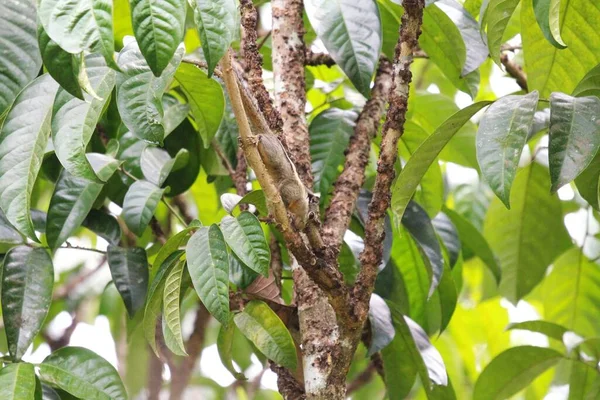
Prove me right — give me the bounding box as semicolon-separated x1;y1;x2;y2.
346;362;377;394
181;58;223;78
53;256;106;300
322;57;393;253
212;139;236;178
500;53;528;92
171;195;195;224
150;218;167;244
239;0;283;133
257;30;272;50
47;242;106;254
353;0;424;322
305;49;428;67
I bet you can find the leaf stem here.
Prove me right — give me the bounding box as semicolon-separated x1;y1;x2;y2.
162;198;188;227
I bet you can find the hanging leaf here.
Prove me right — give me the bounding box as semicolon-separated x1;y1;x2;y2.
0;74;59;240
107;246;149;317
141;146;189;187
186;225;230;324
192;0;237;76
46;154;120;249
220;212;270;277
153;221;201;273
436;0;489;76
162;259;187;356
304;0;382;97
444;207;501;283
144;250;184;355
484;162;571;303
1;246;54;360
217;320;247;380
234;300;297;370
82;210;122;246
532;0;567;49
392;101;491;223
367;294;395;356
52;54;116;182
239;190;269;216
129;0;186;76
0;363;36;399
174;63;225;146
122;180;165;237
116;38;184;144
402;201;444;297
309;108;357;198
229;251;259;291
473;346;563;400
432;212;461;268
548;93;600;192
0;0;42;117
542;247;600;338
163;118;203;196
482;0;521;64
572;63;600;99
575;152;600;210
507;320;569;342
39;347;127;400
162;96;190;137
476;92;539;208
38;0;117;69
0;210;23;251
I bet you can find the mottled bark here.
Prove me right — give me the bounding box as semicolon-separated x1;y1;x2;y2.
322;58;393;253
353;0;425;323
501;53;528;92
305;50;335;67
240;0;283;133
272;0;313;187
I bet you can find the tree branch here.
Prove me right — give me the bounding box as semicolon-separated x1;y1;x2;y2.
322;58;393;252
271;363;307;400
500;53;528;92
240;0;283;133
353;0;425;322
272;0;313;187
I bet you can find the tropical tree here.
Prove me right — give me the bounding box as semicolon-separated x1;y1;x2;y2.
0;0;599;398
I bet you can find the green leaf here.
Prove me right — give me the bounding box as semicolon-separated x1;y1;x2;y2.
116;37;184;144
482;0;521;64
38;0;117;69
0;0;42;117
122;180;165;237
107;246;149;317
476;92;539;207
0;363;36;399
141;146;189;187
163;118;203;196
575;152;600;209
572;63;600;99
0;209;23;251
368;294;395;356
0;74;59;240
220;212;270;277
217;319;247;380
522;0;600;97
432;212;460;268
483;162;571;303
309;108;357;198
162;259;187;355
402;201;444;297
532;0;567;48
473;346;563;400
1;246;53;360
391;101;491;222
144;250;183;355
38;26;89;101
507;320;569;342
192;0;237;76
174;63;225;146
186;225;230;324
234;300;297;370
153;221;201;273
239;190;269;216
548;93;600;192
304;0;382;97
443;207;501;283
421;3;476;96
52;54;116;182
130;0;186;76
82;210;122;246
542;247;600;338
39;347;127;400
47;154;120;249
162;96;190;137
436;0;489;76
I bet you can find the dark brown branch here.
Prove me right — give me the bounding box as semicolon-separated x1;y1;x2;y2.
172;195;195;225
322;58;393;253
305;50;336;67
147;350;164;400
346;362;377;394
240;0;283;133
353;0;425;322
53;256;106;300
500;53;528;92
271;363;306;400
150;218;167;245
212;139;237;178
272;0;313;188
269;235;283;291
234;148;249;197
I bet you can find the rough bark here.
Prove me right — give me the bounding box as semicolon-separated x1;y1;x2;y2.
501;53;528;92
322;58;393;252
353;0;425;323
272;0;313;187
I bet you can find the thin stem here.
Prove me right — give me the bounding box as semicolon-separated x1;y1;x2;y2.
162;198;188;227
43;243;106;254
